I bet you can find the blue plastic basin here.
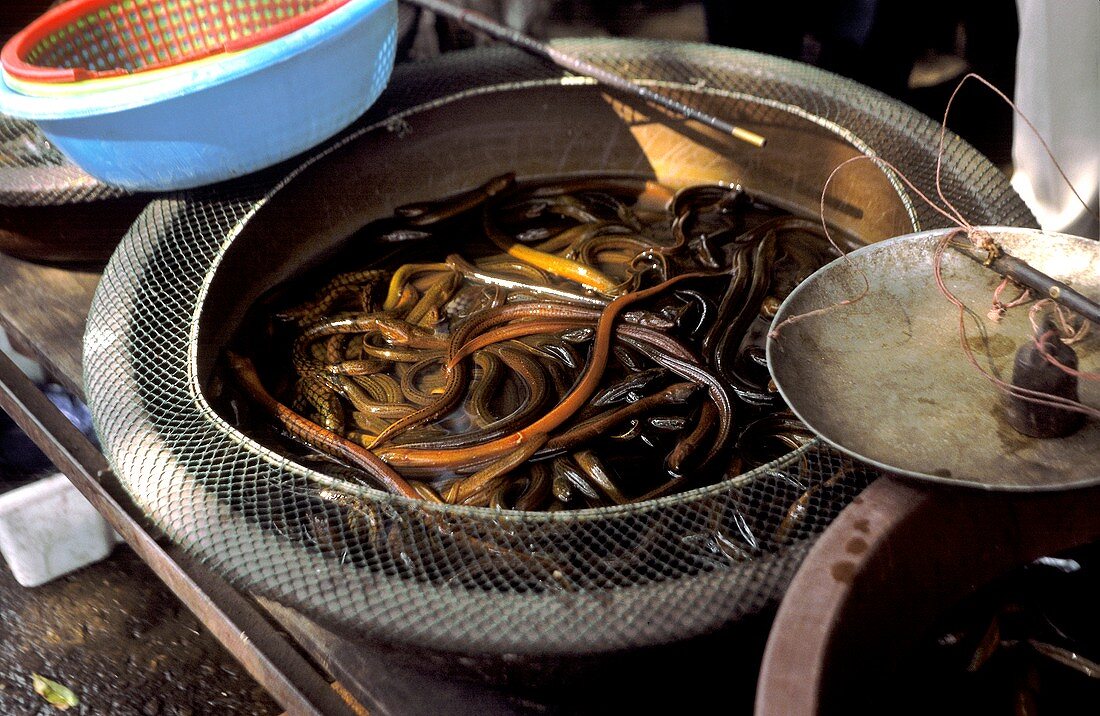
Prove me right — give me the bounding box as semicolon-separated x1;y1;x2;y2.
0;0;397;191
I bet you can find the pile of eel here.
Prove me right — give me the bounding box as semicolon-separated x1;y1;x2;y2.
227;173;856;511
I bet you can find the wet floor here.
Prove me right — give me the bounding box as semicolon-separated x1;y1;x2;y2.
0;545;280;716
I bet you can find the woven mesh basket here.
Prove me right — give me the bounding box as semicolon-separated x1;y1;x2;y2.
84;41;1034;656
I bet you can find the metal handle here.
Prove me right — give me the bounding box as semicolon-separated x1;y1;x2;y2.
401;0;767;148
954;243;1100;326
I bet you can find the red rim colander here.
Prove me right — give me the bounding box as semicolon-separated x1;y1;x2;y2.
2;0;352;83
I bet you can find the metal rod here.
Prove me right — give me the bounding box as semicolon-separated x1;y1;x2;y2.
0;349;360;716
955;243;1100;326
401;0;767;148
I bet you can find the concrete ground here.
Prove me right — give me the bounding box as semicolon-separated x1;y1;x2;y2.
0;544;279;716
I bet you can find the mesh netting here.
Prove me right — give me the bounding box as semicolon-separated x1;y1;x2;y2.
0;0;119;205
0;112;129;205
84;41;1034;655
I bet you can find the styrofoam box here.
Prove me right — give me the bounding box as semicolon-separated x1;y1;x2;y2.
0;473;122;587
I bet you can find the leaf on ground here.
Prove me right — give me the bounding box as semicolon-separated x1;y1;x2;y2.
32;673;79;710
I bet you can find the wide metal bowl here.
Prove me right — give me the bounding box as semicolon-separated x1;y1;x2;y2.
757;478;1100;715
84;41;1033;661
768;226;1100;491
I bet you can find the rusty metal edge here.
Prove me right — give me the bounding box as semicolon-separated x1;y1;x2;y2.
755;476;1100;714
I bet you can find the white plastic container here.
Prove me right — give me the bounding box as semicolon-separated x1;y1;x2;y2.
0;473;121;587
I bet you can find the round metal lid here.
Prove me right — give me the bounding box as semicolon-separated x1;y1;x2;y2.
768;226;1100;491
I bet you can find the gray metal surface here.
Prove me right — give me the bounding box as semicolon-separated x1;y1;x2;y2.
83;41;1033;657
768;227;1099;490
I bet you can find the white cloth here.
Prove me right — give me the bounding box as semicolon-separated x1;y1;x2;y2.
1011;0;1099;238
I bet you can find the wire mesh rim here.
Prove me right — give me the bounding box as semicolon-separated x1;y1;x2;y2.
0;112;132;204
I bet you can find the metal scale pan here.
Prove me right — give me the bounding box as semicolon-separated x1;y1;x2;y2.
768;226;1099;491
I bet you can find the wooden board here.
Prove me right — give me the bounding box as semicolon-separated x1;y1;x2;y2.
0;251;98;396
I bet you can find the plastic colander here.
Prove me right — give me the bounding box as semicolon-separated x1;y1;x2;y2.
2;0;353;83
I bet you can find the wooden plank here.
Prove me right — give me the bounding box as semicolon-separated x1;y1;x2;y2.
258;597;542;716
0;251;97;397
